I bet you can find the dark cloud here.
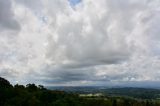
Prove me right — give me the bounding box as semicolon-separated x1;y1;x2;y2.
0;0;20;31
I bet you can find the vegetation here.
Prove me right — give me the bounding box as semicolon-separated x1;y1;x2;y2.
104;87;160;99
0;77;160;106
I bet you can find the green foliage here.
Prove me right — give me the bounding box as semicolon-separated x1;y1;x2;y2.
105;87;160;99
0;77;12;88
0;77;160;106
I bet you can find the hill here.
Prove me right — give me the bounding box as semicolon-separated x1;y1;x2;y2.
1;77;160;106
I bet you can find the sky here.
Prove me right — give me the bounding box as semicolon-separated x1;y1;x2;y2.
0;0;160;86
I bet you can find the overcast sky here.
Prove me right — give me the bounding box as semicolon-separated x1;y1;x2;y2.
0;0;160;86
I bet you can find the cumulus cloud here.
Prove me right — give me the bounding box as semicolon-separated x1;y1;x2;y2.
0;0;160;86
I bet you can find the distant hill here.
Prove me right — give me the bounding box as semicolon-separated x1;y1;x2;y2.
1;77;160;106
47;86;160;99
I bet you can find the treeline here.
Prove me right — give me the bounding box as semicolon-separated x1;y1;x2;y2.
104;87;160;99
0;77;160;106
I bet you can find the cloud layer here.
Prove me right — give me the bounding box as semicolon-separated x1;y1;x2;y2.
0;0;160;86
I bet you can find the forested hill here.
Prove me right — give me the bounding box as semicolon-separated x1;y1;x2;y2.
1;77;160;106
48;86;160;99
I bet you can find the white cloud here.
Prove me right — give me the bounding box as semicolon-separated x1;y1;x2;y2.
0;0;160;86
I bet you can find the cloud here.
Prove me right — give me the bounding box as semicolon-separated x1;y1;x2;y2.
69;0;81;7
0;0;20;31
15;0;43;12
46;0;133;67
0;0;160;86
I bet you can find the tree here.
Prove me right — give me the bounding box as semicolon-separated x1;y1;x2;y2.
38;85;46;90
0;77;12;88
0;77;13;105
14;84;25;89
26;84;38;91
112;99;117;106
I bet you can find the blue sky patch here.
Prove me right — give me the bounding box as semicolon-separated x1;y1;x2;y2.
69;0;81;6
